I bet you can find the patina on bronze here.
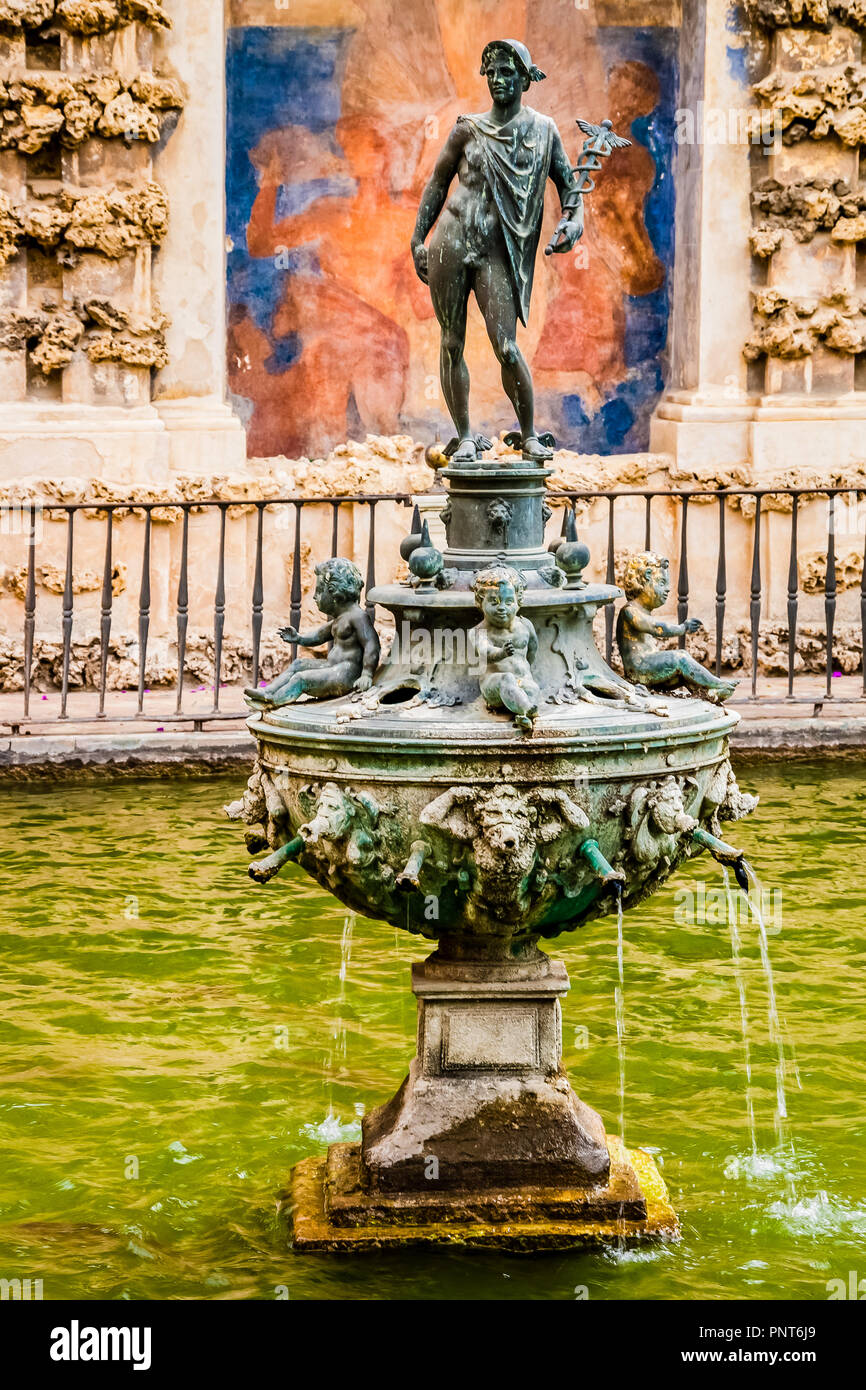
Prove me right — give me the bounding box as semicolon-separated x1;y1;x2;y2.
617;552;738;702
411;38;629;466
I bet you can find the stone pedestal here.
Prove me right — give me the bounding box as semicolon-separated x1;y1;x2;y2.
363;953;610;1193
290;951;679;1251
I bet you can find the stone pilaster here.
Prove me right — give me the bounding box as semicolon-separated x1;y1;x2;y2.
652;0;866;485
150;0;245;474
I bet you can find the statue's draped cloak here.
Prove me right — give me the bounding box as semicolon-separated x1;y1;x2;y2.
458;108;555;326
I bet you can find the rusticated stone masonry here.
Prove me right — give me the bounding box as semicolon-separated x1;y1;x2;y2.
744;0;866;31
0;1;183;406
0;178;167;265
745;286;866;357
749;175;866;255
0;2;169;37
743;1;866;392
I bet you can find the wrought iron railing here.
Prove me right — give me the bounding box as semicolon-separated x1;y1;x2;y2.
0;484;862;732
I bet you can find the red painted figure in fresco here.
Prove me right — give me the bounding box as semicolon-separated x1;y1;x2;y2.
240;117;427;457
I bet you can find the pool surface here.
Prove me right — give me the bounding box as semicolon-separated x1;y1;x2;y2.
0;760;864;1300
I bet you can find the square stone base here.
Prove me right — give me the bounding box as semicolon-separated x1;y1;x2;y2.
290;1137;679;1252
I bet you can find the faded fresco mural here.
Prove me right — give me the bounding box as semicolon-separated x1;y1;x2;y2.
226;1;679;460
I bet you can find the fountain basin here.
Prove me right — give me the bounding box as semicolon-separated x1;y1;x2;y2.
244;693;744;952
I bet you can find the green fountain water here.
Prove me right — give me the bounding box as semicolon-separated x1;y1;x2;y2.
0;761;863;1299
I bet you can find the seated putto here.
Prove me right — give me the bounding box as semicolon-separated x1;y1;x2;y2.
245;557;380;709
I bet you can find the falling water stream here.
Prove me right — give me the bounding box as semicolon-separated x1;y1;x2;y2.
722;866;758;1157
743;862;799;1164
614;892;626;1144
301;912;362;1145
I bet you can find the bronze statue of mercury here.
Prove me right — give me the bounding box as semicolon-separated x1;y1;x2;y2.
412;38;585;466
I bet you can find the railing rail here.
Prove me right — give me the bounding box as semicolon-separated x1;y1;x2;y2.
1;483;864;731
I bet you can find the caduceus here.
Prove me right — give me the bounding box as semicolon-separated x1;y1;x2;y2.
545;117;632;256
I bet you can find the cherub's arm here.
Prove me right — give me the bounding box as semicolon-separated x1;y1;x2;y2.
475;625;510;664
350;607;381;690
279;620;334;647
623;603;698;641
523;618;538;666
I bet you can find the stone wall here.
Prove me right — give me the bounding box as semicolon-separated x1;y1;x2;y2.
0;0;245;494
0;3;181;408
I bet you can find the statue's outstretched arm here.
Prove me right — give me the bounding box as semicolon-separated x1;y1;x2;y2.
279;621;334;647
546;128;584;255
626;605;688;641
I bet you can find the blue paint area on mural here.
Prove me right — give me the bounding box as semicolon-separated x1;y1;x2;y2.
555;23;678;454
264;333;302;375
275;176;356;220
624;286;669;368
226;27;350;343
726;42;750;87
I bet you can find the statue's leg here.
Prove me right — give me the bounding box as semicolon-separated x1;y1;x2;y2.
474;251;547;460
499;674;538;720
675;653;738;700
245;657;325;704
479;674;504;710
428;225;472;453
277;662;357;705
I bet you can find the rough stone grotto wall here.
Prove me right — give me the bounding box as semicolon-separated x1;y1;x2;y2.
0;0;183;406
744;0;866;389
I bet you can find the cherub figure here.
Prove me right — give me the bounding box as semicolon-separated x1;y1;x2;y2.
616;552;737;703
473;564;541;730
245;557;380;709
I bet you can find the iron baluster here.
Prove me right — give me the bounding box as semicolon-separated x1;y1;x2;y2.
289;503;303;661
22;503;37;719
136;509;152;714
787;495;799;701
60;508;74;719
824;494;837;698
212;504;227;713
677;494;689;650
605;495;615;664
98;511;114;718
715;495;726;679
749;495;762;699
175;507;189;716
251;503;264;691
